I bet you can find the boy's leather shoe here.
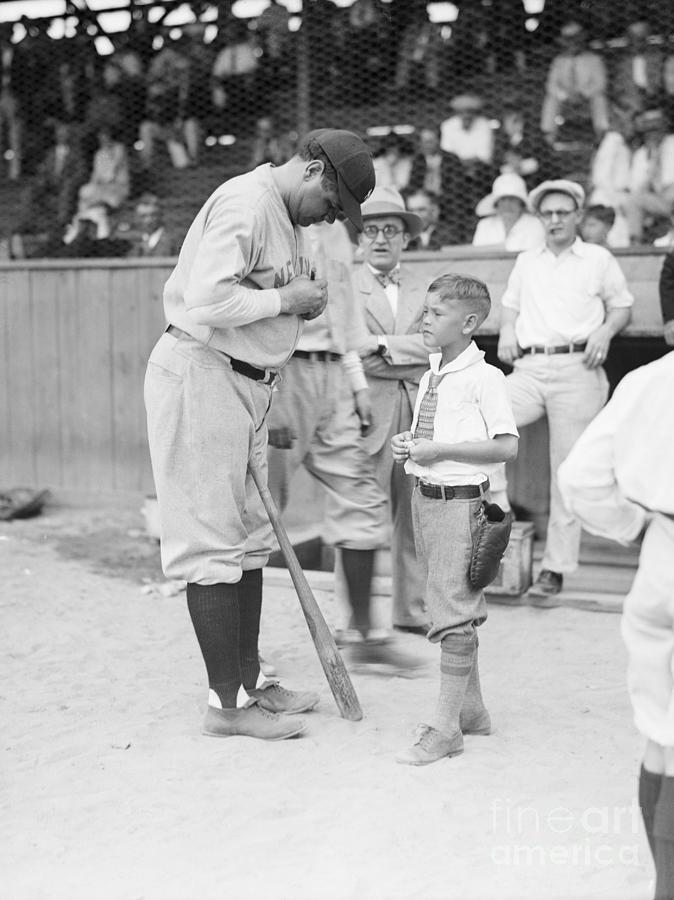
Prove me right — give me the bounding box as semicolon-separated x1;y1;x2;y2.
460;710;492;735
202;702;306;740
248;680;320;715
396;724;464;766
527;569;563;606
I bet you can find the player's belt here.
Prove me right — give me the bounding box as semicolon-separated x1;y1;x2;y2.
417;480;489;500
292;350;342;362
165;324;277;384
521;341;587;355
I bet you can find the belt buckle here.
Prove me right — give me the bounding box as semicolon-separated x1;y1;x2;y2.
441;485;455;500
568;341;576;353
544;345;554;355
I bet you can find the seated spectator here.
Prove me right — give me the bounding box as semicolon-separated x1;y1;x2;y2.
392;7;442;94
346;0;388;95
589;119;633;230
440;94;494;243
625;108;674;243
492;104;551;189
580;204;616;249
404;188;455;250
654;199;674;250
610;20;664;122
472;173;545;251
179;23;214;168
18;121;88;243
0;22;31;181
249;115;287;168
139;37;191;171
126;194;180;257
372;131;413;192
256;0;291;91
76;127;130;239
210;19;259;129
540;21;610;145
664;53;674;129
407;124;462;236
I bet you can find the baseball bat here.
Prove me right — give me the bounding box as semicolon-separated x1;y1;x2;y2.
249;458;363;722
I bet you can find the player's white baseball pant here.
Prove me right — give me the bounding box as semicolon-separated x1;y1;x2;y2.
144;330;274;585
621;514;674;748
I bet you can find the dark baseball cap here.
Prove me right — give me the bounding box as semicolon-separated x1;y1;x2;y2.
305;128;375;231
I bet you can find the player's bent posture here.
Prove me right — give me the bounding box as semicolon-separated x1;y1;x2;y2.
391;274;519;765
558;352;674;899
144;129;375;741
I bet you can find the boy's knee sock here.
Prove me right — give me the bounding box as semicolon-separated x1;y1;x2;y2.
238;569;263;691
460;635;488;722
654;775;674;900
186;582;241;708
341;548;375;638
434;632;476;736
639;764;663;860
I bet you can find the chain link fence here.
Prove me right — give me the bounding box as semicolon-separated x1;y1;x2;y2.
1;0;672;258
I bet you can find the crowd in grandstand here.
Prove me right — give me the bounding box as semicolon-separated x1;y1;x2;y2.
0;0;672;258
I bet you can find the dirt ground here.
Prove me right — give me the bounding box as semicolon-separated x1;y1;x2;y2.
1;492;655;900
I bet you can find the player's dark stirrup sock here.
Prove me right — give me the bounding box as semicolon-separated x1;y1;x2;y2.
341;548;375;638
186;582;241;708
639;765;663;859
238;569;263;691
435;632;476;736
654;775;674;900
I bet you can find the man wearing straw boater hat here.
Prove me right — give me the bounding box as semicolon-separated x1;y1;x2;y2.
335;186;431;662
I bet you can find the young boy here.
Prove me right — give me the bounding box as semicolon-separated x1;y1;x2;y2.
391;273;519;765
580;204;616;248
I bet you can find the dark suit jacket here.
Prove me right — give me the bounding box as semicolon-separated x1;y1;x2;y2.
405;223;455;251
128;228;180;257
611;49;664;116
407;150;462;233
660;251;674;326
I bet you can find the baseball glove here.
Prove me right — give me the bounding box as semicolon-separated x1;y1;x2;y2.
0;488;51;521
469;502;513;590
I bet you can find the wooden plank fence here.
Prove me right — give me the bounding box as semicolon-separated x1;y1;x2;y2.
0;249;668;495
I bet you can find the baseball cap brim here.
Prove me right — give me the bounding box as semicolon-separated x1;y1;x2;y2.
336;171;364;231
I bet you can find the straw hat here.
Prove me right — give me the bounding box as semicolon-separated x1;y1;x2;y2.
528;179;585;213
360;186;423;239
476;173;529;217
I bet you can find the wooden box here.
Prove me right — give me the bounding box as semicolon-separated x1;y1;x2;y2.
485;521;535;598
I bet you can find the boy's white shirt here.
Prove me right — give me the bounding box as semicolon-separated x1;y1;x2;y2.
404;341;518;486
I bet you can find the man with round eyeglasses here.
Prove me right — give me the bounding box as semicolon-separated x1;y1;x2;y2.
334;186;432;656
497;178;634;604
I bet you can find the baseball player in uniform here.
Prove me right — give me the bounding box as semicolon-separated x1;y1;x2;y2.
558;352;674;899
144;129;375;741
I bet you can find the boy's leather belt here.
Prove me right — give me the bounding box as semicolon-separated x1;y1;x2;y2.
522;341;587;355
292;350;342;362
417;480;489;500
166;324;277;384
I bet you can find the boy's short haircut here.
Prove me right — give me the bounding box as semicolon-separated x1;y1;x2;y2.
583;204;616;228
428;272;491;326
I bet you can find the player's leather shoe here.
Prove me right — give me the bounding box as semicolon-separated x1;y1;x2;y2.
396;724;464;766
460;710;492;735
248;680;320;715
202;702;306;741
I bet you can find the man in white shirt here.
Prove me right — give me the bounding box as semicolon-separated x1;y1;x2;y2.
557;352;674;899
497;179;633;601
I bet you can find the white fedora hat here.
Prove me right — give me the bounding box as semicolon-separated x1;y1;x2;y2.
476;173;529;218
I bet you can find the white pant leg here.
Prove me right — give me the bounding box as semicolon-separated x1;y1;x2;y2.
621;515;674;747
542;356;608;573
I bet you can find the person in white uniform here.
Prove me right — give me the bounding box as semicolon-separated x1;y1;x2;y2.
558;352;674;900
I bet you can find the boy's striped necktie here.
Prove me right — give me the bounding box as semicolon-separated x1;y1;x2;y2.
413;372;446;440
